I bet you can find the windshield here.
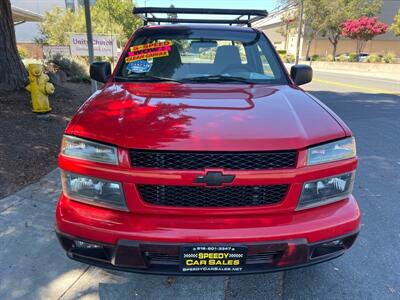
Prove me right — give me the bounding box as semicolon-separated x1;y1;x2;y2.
116;27;288;84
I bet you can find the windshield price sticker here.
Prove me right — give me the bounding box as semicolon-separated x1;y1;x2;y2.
125;41;173;63
181;245;247;272
130;40;172;52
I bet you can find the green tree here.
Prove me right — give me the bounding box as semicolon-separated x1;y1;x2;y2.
391;9;400;36
278;0;328;58
39;7;76;45
279;0;383;59
38;0;142;46
94;0;142;41
278;0;330;59
303;0;328;60
321;0;383;59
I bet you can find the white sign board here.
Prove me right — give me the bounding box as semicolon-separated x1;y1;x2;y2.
70;34;117;57
43;45;71;57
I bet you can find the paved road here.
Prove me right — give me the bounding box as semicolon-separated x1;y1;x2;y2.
0;71;399;300
310;69;399;95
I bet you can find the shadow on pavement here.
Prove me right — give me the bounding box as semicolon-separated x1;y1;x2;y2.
309;90;400;119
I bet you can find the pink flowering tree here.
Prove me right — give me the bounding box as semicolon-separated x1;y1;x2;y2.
341;16;389;59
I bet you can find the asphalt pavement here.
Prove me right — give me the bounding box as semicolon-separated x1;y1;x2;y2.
0;70;399;299
310;69;399;94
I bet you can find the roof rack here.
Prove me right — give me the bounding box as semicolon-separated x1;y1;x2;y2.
133;7;268;27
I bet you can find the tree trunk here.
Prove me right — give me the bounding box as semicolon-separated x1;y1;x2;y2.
328;35;339;61
305;38;313;61
0;0;28;91
332;43;337;61
285;22;289;52
356;40;367;60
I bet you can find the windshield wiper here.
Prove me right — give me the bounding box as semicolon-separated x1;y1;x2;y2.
181;75;254;83
114;75;182;83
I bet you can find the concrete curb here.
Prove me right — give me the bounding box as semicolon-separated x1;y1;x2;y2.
307;61;400;76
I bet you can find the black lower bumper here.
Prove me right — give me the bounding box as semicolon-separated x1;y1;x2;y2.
56;231;358;275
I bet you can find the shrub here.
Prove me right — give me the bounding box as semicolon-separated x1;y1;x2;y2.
283;54;295;63
326;54;334;62
311;54;320;61
366;53;382;63
338;54;349;62
348;52;358;62
47;54;90;82
277;50;287;55
17;45;28;59
383;52;396;63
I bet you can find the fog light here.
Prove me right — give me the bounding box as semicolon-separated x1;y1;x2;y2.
61;171;128;211
297;172;355;210
324;240;344;247
311;239;346;258
74;240;102;249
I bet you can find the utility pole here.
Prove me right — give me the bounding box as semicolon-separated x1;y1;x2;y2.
295;0;304;64
84;0;97;93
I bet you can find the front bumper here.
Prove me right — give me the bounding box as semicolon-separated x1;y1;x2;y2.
56;194;360;275
57;230;358;275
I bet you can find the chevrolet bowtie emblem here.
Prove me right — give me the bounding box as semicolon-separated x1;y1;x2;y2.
194;171;235;187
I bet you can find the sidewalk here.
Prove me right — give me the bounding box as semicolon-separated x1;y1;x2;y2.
0;169;261;300
0;170;85;299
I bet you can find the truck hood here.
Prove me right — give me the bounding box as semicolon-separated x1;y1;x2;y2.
68;82;347;151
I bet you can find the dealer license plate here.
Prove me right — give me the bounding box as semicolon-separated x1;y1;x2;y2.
181;245;247;273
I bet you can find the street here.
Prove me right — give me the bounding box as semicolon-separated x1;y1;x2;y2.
0;70;399;300
310;69;399;94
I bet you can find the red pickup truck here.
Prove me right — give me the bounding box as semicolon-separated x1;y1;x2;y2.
56;8;359;275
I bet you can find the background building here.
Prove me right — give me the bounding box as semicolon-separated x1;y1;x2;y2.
11;0;97;59
11;0;66;43
254;0;400;57
11;0;96;43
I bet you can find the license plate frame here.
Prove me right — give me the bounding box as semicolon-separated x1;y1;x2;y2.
180;245;247;273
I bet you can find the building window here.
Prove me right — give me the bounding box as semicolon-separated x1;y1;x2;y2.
66;0;96;12
65;0;75;12
78;0;97;6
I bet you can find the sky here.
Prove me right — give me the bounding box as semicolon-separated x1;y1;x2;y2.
13;0;280;42
136;0;280;12
134;0;280;22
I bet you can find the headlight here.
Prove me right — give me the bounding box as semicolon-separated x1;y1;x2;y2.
307;137;356;165
61;135;118;164
297;172;355;210
61;171;127;211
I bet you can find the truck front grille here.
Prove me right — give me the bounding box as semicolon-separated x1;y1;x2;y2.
137;184;289;207
129;150;297;170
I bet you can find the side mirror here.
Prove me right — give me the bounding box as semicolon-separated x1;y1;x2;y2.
290;64;312;85
90;62;111;83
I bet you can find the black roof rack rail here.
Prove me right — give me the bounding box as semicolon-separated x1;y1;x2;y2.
133;7;268;27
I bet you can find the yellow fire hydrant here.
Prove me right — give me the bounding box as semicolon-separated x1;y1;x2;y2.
26;64;54;113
